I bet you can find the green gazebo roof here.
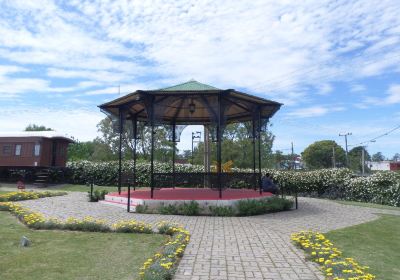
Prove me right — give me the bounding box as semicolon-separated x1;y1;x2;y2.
159;80;220;91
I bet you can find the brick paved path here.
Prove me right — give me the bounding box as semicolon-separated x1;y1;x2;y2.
19;193;400;280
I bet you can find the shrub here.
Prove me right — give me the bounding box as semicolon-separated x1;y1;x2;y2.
178;201;200;216
158;201;201;216
66;160;204;186
209;205;236;216
135;204;149;213
158;204;179;215
88;189;108;202
236;197;293;216
265;168;400;207
65;160;400;207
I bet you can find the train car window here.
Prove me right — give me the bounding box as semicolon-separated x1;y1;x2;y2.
15;144;22;156
34;144;41;156
2;145;12;156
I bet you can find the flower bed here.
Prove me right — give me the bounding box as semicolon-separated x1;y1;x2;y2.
291;231;375;280
140;221;190;279
0;202;189;280
137;196;294;216
0;190;67;202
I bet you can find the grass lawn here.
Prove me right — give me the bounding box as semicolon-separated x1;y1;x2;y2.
335;200;400;211
0;211;167;280
325;214;400;280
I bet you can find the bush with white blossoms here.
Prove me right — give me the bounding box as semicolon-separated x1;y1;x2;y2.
265;169;400;207
66;160;203;186
65;161;400;207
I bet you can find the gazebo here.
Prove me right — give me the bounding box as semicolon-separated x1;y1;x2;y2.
99;80;281;201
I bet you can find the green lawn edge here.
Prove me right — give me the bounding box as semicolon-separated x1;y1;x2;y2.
0;211;167;280
325;214;400;280
334;200;400;211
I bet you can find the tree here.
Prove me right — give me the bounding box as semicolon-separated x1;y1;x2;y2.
95;117;174;162
348;146;370;172
371;152;385;162
302;140;345;169
25;124;53;131
191;122;275;168
392;153;400;162
67;141;96;161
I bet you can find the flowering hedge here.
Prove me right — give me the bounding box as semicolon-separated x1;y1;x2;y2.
291;231;375;280
66;160;203;186
65;161;400;207
0;191;67;202
0;202;189;280
266;169;400;207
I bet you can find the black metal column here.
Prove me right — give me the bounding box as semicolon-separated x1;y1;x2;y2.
150;104;155;199
258;109;263;195
172;123;176;189
132;117;138;192
118;109;123;195
128;115;137;212
252;114;257;191
217;94;222;199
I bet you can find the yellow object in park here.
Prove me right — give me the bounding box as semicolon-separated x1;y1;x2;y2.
211;160;233;172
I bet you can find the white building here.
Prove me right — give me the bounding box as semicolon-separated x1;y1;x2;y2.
367;161;400;171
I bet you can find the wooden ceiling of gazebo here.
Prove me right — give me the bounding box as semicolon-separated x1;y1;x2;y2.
99;80;282;124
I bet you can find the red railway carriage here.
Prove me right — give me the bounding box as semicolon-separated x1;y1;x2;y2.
0;132;73;168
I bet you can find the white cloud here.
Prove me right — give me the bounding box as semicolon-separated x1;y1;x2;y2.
46;68;130;84
385;84;400;104
350;84;366;93
357;84;400;107
67;0;400;103
0;107;103;141
84;87;120;96
0;0;399;105
286;105;345;118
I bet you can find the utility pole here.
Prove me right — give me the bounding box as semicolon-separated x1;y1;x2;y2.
332;146;336;168
339;132;352;167
361;146;365;175
191;131;201;164
291;142;295;170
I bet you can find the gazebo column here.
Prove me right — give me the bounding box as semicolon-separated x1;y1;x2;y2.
132;117;138;190
117;108;124;195
252;114;257;191
172;122;176;189
128;115;138;212
258;109;263;195
217;94;222;199
150;105;155;199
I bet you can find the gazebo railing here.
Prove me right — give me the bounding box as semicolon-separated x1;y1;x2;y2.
153;172;260;190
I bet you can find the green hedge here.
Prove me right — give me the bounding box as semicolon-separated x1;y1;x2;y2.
65;161;400;207
66;160;203;186
266;169;400;207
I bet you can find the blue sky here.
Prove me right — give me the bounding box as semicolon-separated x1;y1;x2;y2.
0;0;399;158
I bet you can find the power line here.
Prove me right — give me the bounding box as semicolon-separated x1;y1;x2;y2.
349;124;400;147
